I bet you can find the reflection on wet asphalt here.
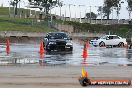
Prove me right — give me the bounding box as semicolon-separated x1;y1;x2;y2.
0;42;132;66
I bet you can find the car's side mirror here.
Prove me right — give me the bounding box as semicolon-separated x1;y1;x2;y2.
44;37;47;39
44;36;49;40
96;38;98;40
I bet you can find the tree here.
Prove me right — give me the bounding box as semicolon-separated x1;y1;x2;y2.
58;1;63;18
10;0;20;17
85;12;97;19
127;0;132;21
28;0;59;15
98;0;122;19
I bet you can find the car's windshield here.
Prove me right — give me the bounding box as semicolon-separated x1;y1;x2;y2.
100;35;107;39
100;35;121;39
47;33;69;39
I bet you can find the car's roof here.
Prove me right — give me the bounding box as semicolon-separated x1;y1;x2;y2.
105;35;118;36
48;32;66;34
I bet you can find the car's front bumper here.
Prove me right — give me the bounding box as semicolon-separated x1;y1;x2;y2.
90;41;98;46
46;44;73;51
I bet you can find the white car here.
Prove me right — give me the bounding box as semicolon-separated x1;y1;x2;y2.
90;35;127;47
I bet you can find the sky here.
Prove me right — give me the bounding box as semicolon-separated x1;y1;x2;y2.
0;0;130;19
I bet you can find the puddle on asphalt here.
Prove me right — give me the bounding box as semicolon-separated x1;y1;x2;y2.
0;43;132;66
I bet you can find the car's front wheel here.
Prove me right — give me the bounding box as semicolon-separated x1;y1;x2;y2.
129;44;132;49
68;48;72;51
99;42;105;47
118;42;124;47
94;45;97;47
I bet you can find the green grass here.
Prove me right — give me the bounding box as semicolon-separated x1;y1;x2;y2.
0;7;41;17
0;7;9;15
62;21;132;37
0;17;56;32
0;7;56;32
1;7;131;37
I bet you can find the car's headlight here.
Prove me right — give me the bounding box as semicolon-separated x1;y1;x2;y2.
49;42;56;44
66;42;73;46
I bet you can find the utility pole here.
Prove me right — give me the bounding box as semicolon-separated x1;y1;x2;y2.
60;6;62;19
112;7;114;24
100;6;103;24
74;5;76;22
69;4;72;21
117;6;120;24
64;4;66;21
1;0;3;7
95;6;97;24
90;6;91;23
79;5;82;23
8;0;11;18
50;4;52;23
79;5;85;23
19;1;21;18
59;1;63;19
84;6;87;23
54;6;57;16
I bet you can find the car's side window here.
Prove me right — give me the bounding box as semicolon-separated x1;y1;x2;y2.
113;36;120;39
108;36;113;39
101;36;107;39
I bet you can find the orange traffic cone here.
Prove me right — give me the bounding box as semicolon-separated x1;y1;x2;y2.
81;68;88;77
82;44;88;59
85;41;90;49
39;40;45;58
82;59;88;66
85;71;88;77
6;39;10;55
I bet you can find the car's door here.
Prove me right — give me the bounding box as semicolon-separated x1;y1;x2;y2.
98;35;108;45
103;36;113;45
106;35;121;45
112;36;121;45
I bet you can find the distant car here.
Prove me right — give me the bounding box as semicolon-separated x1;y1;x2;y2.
44;32;73;52
90;35;127;47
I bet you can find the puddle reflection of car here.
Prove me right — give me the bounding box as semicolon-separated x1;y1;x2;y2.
90;35;127;47
44;32;73;52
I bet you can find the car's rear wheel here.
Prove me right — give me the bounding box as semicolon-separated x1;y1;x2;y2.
118;42;124;47
99;42;105;47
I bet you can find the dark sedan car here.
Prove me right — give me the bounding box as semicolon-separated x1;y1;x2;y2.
44;32;73;52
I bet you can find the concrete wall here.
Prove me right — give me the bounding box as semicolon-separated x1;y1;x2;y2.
62;18;130;24
54;24;74;33
0;31;104;39
0;31;46;37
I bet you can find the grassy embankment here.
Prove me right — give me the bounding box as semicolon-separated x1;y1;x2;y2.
61;21;132;38
0;7;56;32
1;7;132;37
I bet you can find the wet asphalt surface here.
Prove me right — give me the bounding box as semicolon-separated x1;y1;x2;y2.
0;41;132;66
